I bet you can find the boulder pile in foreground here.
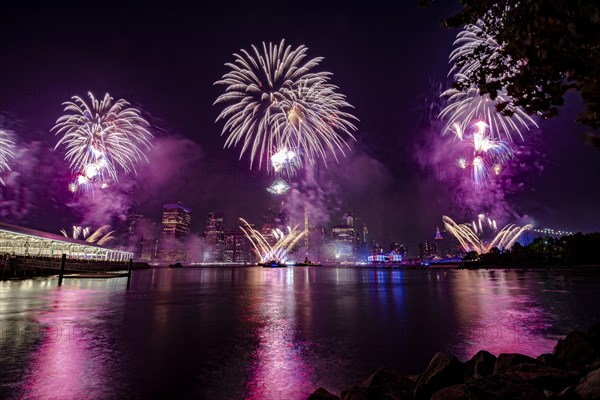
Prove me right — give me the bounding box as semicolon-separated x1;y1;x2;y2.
308;324;600;400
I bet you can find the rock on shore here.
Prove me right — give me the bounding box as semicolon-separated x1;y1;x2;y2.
307;324;600;400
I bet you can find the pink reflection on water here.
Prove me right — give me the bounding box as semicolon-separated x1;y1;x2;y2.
452;271;556;359
244;268;314;400
20;287;113;400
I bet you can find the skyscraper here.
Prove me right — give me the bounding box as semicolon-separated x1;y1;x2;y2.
343;212;355;227
331;224;357;261
419;240;437;260
159;202;191;262
127;212;159;261
204;212;225;262
223;229;254;263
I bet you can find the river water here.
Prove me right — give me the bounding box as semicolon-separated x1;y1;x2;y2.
1;267;599;399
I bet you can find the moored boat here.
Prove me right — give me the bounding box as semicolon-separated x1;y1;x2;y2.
260;260;286;268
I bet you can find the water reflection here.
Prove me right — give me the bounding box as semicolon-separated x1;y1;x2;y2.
449;270;557;359
1;279;126;400
243;268;314;400
0;268;599;400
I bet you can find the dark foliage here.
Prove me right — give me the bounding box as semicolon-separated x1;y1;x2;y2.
424;0;600;137
467;232;600;266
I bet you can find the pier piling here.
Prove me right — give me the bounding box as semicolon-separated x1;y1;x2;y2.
57;254;66;286
126;259;133;290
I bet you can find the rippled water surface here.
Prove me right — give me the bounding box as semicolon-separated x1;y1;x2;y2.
1;267;600;399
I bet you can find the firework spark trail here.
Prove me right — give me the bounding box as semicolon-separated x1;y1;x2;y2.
239;218;305;263
214;39;357;169
60;225;116;246
472;213;498;234
443;215;531;254
266;178;290;195
53;92;153;191
0;129;15;185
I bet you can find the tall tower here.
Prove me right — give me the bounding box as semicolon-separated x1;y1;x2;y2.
304;206;309;253
159;201;191;262
204;212;225;262
435;226;443;241
434;226;444;258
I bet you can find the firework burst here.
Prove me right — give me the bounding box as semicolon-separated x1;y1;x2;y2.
53;92;152;192
239;218;304;263
60;225;116;246
0;129;15;185
267;178;291;195
440;86;537;141
454;120;514;187
443;215;531;254
214;39;357;169
270;146;301;177
448;19;521;84
441;20;537;141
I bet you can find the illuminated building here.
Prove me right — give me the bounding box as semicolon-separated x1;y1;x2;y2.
434;226;448;257
331;224;357;261
128;212;158;261
204;212;224;262
0;222;133;261
390;242;408;256
419;240;437;260
223;229;254;263
343;212;355;227
159;202;191;262
368;253;402;263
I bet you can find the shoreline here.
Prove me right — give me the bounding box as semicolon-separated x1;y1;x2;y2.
3;263;600;281
0;256;150;281
308;325;600;400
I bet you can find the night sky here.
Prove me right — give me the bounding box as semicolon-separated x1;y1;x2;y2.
1;0;599;247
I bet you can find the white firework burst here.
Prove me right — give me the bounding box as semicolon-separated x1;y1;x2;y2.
53;92;153;183
214;39;357;169
440;85;537;141
448;19;521;83
60;225;116;246
0;129;15;185
441;20;537;141
239;218;304;263
443;215;531;254
269;146;301;177
266;178;291;195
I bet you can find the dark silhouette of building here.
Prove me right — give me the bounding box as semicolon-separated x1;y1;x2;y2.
390;242;408;257
128;212;159;261
419;240;437;260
